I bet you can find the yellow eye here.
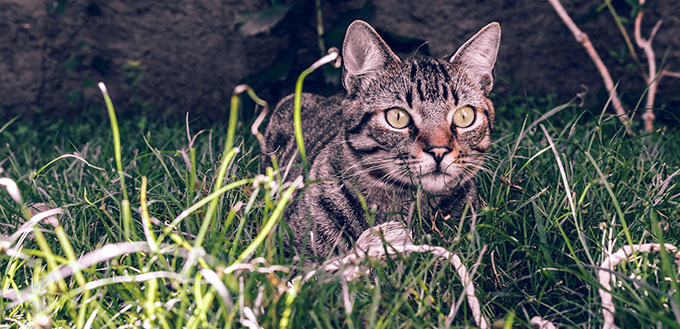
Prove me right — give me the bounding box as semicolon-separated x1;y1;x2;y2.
385;108;411;129
452;106;476;128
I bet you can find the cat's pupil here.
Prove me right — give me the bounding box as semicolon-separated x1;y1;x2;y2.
386;108;410;129
452;106;475;128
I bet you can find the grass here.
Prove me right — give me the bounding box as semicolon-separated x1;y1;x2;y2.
1;80;679;328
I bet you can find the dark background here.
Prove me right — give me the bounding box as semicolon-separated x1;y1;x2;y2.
1;0;679;123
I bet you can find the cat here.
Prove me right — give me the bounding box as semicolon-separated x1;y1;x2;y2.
263;20;501;260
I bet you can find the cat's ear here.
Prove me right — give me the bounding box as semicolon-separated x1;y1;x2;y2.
449;22;501;95
342;20;401;90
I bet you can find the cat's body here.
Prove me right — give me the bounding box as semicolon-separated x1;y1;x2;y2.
263;21;501;259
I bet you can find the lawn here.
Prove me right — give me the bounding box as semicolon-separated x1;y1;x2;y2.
1;84;679;328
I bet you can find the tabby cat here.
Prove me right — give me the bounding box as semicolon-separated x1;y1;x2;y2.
263;20;501;259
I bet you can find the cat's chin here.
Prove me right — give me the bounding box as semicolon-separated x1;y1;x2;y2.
419;173;463;194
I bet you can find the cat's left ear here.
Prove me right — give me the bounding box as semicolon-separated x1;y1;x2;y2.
449;22;501;95
342;20;401;91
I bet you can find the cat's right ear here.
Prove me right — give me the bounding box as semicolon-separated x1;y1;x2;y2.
342;20;401;91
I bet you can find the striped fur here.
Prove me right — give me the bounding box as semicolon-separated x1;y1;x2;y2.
263;21;501;260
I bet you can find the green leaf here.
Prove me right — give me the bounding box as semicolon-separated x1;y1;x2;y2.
81;79;96;88
64;55;82;72
236;3;293;36
66;91;83;103
55;0;66;15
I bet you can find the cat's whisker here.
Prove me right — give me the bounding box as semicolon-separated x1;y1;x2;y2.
327;139;355;148
466;152;500;164
371;167;410;197
342;161;401;181
354;160;412;193
341;156;394;171
462;163;493;176
357;171;410;199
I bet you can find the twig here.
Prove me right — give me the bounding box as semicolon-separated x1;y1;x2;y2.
446;245;487;329
598;243;680;329
532;243;680;329
634;0;663;132
547;0;630;128
661;70;680;79
321;222;489;329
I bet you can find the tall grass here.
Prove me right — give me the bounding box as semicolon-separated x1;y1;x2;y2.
0;82;679;327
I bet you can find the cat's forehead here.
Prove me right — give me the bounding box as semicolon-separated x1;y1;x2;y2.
405;57;454;81
357;56;482;110
400;58;457;102
391;57;471;101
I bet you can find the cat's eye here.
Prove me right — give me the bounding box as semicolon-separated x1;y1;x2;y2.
452;106;476;128
385;108;411;129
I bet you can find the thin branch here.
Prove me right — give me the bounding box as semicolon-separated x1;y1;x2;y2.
634;0;663;132
535;243;680;329
321;221;489;329
661;70;680;79
598;243;680;329
547;0;630;128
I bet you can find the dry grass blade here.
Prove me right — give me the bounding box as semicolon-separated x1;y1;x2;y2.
540;124;594;266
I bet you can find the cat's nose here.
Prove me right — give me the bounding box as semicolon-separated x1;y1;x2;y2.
425;146;451;164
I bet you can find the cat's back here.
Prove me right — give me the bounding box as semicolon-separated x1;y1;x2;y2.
263;92;343;172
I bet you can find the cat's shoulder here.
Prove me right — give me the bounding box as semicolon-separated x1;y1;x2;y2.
267;91;344;135
264;91;344;158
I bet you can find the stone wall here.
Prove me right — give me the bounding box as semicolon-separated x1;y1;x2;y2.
1;0;678;121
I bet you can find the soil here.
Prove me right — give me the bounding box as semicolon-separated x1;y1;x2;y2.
1;0;679;121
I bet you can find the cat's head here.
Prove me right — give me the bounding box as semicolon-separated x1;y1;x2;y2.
341;20;500;194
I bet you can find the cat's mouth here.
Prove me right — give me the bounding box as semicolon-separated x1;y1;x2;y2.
411;161;473;193
418;172;457;193
412;165;456;192
418;159;457;178
386;157;470;193
422;169;448;177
